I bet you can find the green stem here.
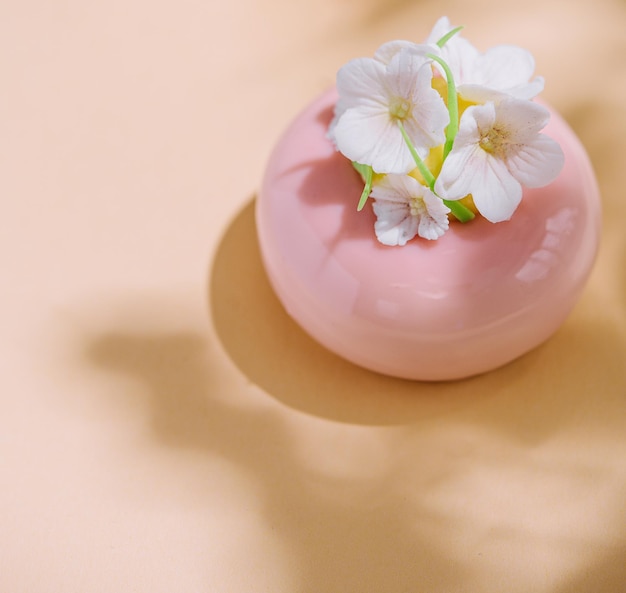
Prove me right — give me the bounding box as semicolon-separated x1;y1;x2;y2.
436;26;464;48
352;162;373;211
427;53;475;222
397;120;435;189
443;199;475;222
427;53;458;159
398;106;474;223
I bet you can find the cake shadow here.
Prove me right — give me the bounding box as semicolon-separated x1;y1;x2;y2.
209;198;626;434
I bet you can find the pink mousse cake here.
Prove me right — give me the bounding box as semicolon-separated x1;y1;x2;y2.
256;88;600;380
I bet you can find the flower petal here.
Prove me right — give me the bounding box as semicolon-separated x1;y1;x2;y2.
328;57;387;142
371;172;419;202
374;40;436;64
372;199;418;246
335;57;387;109
499;98;547;133
419;191;450;240
434;105;484;199
506;134;565;187
372;175;449;243
425;16;479;84
435;144;480;200
507;76;545;100
374;40;416;64
494;98;550;141
469;156;523;223
385;49;430;103
386;51;449;148
475;45;536;88
458;83;544;105
333;105;414;174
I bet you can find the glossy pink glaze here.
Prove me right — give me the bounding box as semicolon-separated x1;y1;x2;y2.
256;88;601;380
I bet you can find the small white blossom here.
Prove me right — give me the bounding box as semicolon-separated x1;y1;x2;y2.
329;48;449;174
434;98;564;223
426;16;544;103
329;41;438;136
371;174;450;245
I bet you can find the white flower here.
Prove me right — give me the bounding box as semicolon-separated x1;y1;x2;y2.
329;41;441;140
434;98;564;223
328;48;449;175
426;16;544;103
371;174;450;245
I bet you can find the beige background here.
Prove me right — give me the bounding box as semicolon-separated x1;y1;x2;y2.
1;0;625;591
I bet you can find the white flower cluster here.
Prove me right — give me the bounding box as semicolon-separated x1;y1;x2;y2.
327;17;565;245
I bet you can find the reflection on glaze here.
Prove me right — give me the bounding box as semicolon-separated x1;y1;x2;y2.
516;208;577;283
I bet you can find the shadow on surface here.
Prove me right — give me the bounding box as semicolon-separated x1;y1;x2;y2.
210;199;625;432
80;256;626;593
85;326;475;592
83;298;626;593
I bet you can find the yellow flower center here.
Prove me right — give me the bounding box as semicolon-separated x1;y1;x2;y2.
479;125;510;156
389;97;412;120
409;195;425;217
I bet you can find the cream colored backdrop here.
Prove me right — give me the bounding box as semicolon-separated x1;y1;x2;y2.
1;0;625;591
